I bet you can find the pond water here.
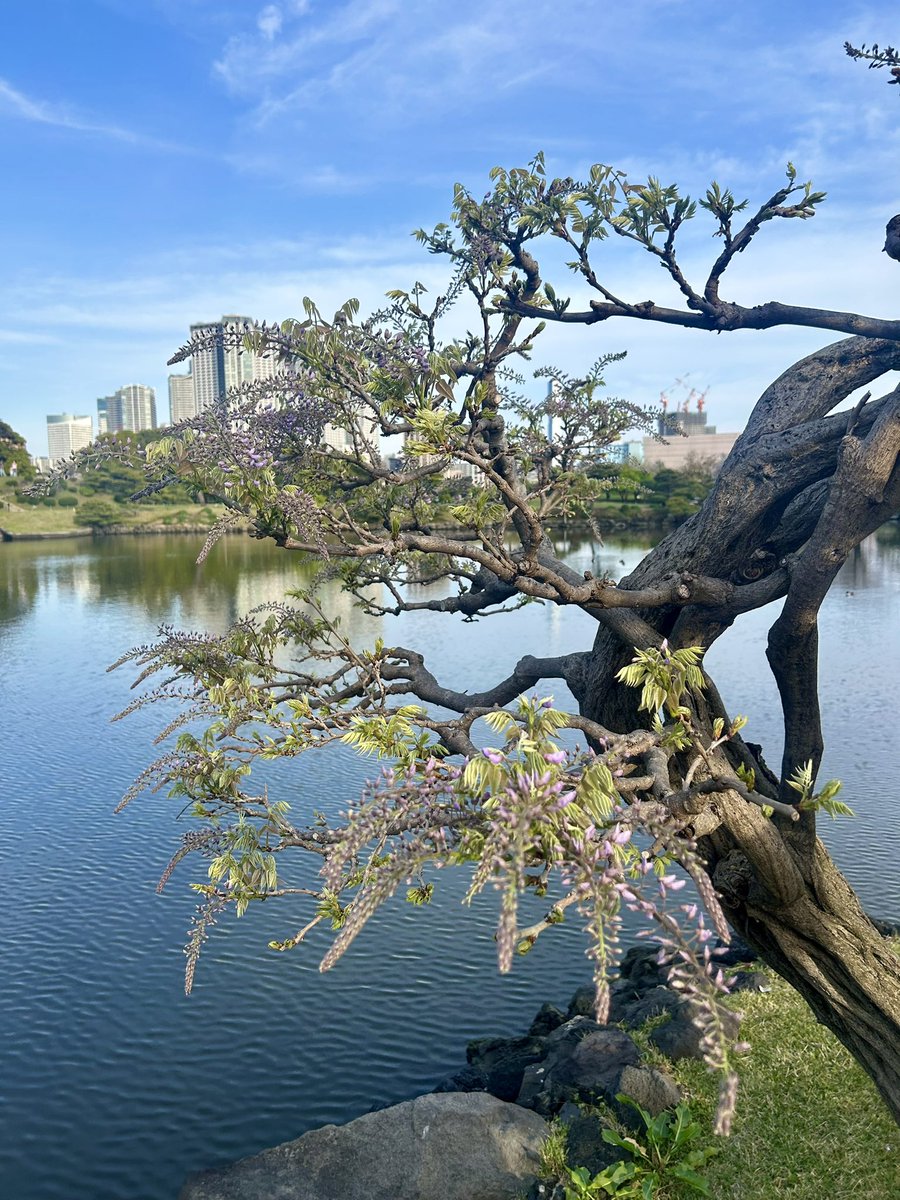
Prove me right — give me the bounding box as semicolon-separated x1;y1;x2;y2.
1;526;898;1200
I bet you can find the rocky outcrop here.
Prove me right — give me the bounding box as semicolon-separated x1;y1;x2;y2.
180;933;769;1198
178;1092;549;1200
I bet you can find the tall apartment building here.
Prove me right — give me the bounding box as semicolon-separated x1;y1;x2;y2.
96;395;113;435
47;413;93;463
188;315;278;414
116;384;157;432
96;385;157;435
168;372;195;424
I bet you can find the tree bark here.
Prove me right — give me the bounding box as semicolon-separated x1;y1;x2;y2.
713;834;900;1124
568;338;900;1120
578;622;900;1120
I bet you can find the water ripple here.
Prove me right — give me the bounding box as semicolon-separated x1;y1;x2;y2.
1;531;898;1199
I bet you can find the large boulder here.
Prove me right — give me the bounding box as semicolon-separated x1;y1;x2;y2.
179;1092;549;1200
612;1065;682;1129
563;1112;629;1177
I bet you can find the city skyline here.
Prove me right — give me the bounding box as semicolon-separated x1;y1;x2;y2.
40;311;280;458
2;2;898;456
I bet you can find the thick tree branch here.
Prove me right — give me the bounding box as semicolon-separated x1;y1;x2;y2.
379;647;590;713
767;386;900;824
504;296;900;344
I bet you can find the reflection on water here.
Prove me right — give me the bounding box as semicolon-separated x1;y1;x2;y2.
0;534;317;629
0;526;898;1200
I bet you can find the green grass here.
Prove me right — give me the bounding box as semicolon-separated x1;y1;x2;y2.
0;503;230;536
631;968;900;1199
0;504;91;534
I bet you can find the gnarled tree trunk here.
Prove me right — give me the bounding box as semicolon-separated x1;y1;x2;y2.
574;335;900;1119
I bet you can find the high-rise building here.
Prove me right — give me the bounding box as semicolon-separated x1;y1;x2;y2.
168;373;195;424
189;321;226;414
99;385;157;434
47;413;93;463
97;395;115;436
115;384;157;432
222;314;277;388
187;315;278;414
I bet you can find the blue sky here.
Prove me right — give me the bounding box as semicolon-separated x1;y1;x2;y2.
1;0;898;456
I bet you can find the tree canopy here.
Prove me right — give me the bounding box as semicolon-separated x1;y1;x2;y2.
0;419;34;479
45;144;900;1134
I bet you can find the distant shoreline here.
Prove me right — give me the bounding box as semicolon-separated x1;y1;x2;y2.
0;523;245;543
1;513;672;547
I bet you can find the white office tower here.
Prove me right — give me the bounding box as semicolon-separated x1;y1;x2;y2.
116;384;157;432
189;321;224;415
189;316;279;415
168;373;196;424
46;413;93;463
97;386;158;434
221;315;278;388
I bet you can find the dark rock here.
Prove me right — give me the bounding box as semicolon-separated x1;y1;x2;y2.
517;1061;554;1112
528;1003;567;1037
565;1113;628;1177
467;1035;548;1102
566;984;596;1019
179;1092;549;1200
728;969;771;994
544;1016;604;1048
433;1065;488;1093
556;1102;582;1126
518;1027;643;1115
619;945;670;989
611;985;682;1029
870;916;900;938
566;1029;643;1094
649;1001;742;1062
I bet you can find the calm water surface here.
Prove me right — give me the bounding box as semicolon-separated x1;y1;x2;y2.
1;527;898;1200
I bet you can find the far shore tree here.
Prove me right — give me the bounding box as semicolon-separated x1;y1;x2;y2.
0;419;34;481
47;142;900;1132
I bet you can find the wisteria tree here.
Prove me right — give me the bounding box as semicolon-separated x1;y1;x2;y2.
50;150;900;1130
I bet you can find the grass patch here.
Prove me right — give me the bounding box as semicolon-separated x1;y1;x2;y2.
655;969;899;1199
0;504;90;534
0;503;230;536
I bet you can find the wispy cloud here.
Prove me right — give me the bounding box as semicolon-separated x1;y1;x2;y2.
0;77;195;154
257;4;283;41
213;0;579;120
204;0;900;206
0;329;61;346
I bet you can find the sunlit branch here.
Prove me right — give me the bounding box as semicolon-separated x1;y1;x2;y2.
504;295;900;342
378;647;589;712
